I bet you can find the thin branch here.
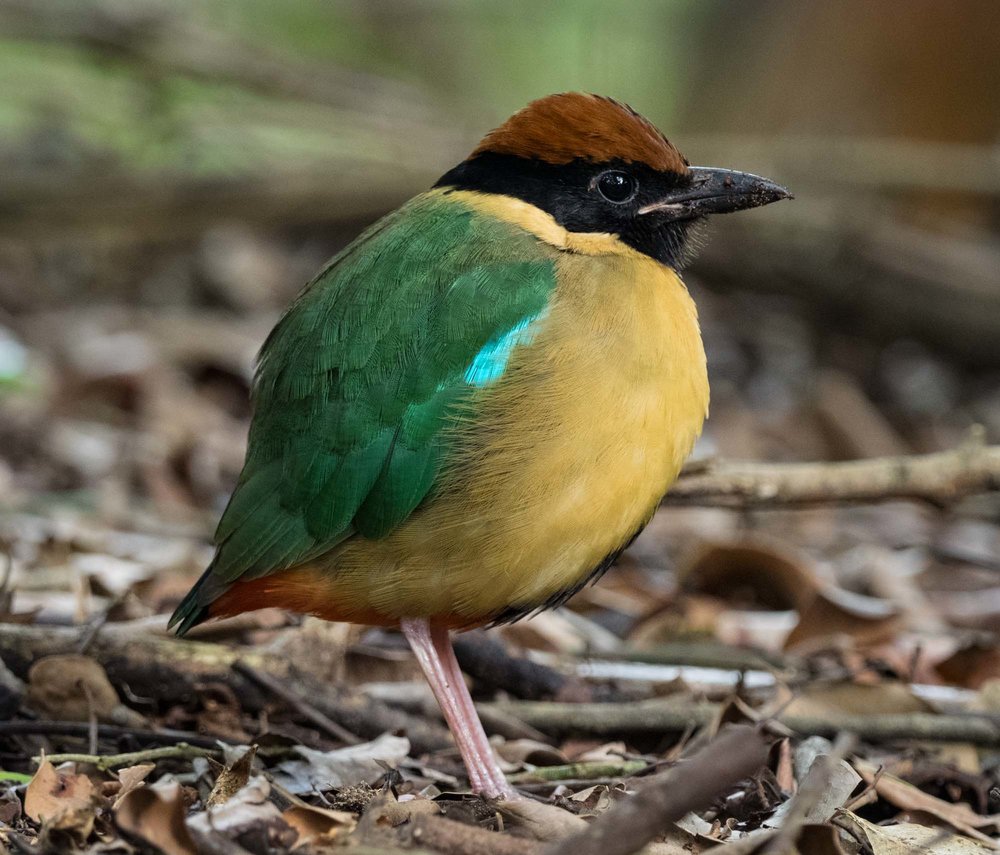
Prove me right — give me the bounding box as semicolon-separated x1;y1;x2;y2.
667;428;1000;508
36;742;221;771
543;725;769;855
486;697;1000;746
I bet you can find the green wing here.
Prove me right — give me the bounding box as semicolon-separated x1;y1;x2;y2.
170;193;556;633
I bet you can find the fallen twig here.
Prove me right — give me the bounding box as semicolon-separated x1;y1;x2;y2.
668;428;1000;507
35;741;221;770
487;697;1000;746
544;724;769;855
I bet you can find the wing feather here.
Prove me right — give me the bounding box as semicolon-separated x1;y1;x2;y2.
170;194;555;632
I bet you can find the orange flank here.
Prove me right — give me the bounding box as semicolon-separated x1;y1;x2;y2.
208;568;480;630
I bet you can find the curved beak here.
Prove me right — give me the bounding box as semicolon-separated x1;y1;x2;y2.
639;167;792;221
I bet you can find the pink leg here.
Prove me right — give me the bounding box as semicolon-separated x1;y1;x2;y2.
401;618;518;799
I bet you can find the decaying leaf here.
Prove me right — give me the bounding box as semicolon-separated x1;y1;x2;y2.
936;642;1000;689
25;759;97;838
764;754;861;828
853;759;1000;845
116;779;197;855
282;802;356;848
838;809;997;854
272;734;409;794
496;798;588;841
27;654;144;726
784;584;900;650
783;681;931;719
677;538;818;612
112;763;156;809
673;537;900;651
495;738;567;767
188;775;291;845
362;792;442;828
207;745;256;806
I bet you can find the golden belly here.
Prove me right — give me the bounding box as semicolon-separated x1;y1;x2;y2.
303;248;708;624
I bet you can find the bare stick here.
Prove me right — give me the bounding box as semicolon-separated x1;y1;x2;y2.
543;725;769;855
667;428;1000;508
36;742;221;771
486;698;1000;746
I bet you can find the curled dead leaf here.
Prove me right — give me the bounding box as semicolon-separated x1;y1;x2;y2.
115;779;198;855
674;537;899;651
112;762;156;809
272;733;409;794
187;775;293;848
783;681;931;720
936;642;1000;690
206;745;256;807
282;803;355;848
852;759;1000;846
677;537;818;611
838;809;997;854
25;759;97;839
784;584;900;651
496;799;588;841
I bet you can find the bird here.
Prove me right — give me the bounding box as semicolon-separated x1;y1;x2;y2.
170;93;790;800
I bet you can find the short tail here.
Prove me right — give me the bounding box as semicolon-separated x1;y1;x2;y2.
167;568;218;636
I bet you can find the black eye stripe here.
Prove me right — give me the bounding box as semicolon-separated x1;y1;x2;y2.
435;153;694;267
596;170;638;204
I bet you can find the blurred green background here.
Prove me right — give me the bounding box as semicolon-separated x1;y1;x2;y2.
0;0;998;520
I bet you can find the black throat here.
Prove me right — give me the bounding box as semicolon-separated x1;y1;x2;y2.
435;152;703;269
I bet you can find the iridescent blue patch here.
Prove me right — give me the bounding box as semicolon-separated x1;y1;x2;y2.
464;309;548;387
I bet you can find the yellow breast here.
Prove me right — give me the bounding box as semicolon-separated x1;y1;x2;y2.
297;193;709;625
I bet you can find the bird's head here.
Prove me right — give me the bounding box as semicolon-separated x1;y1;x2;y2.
436;93;791;269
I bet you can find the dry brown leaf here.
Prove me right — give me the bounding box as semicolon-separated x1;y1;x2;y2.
27;654;144;726
282;803;356;848
25;759;97;837
496;738;567;767
272;734;409;794
838;809;996;854
784;682;931;719
112;763;156;810
672;537;899;651
364;794;442;828
677;537;818;611
784;585;900;651
496;799;588;841
206;745;256;807
187;775;291;845
116;779;197;855
853;759;1000;846
936;642;1000;689
774;738;796;793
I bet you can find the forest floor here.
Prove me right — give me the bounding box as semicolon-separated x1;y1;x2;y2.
1;213;999;855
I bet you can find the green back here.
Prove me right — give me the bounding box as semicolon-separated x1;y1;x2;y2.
170;193;556;632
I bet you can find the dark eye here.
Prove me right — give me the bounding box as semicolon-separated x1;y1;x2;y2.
596;170;638;204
